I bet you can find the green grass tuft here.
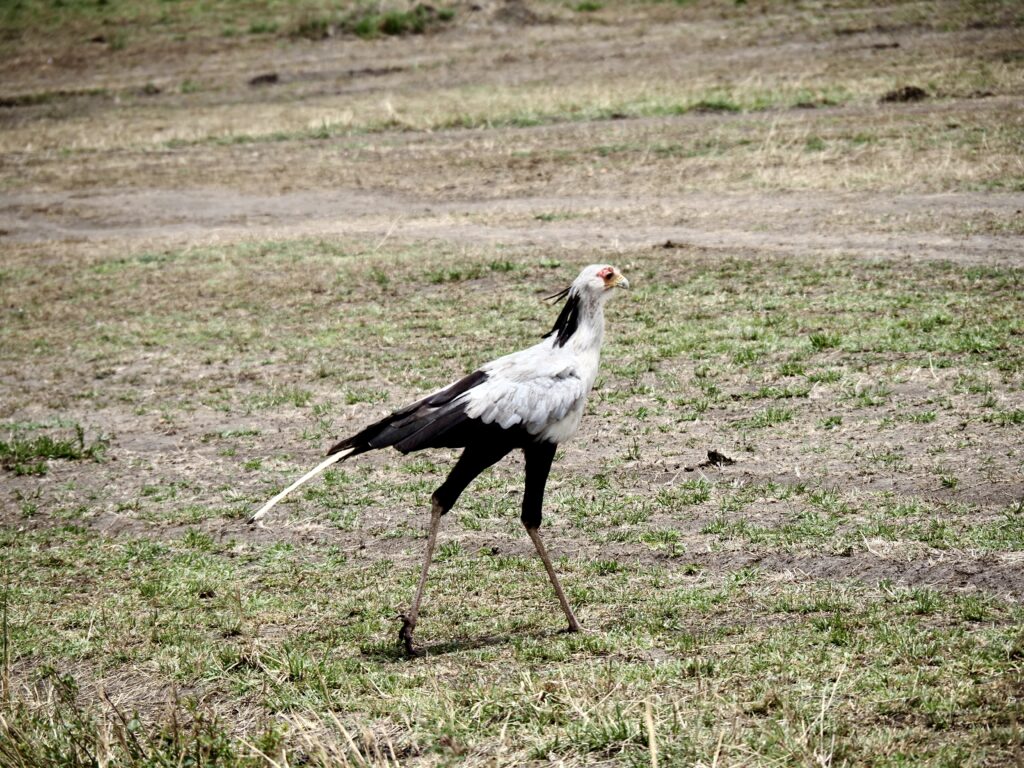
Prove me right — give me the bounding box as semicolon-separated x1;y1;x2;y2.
0;424;106;475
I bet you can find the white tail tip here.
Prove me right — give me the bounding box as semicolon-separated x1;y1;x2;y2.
248;448;355;525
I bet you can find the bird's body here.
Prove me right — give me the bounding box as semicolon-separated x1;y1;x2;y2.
328;276;608;456
250;264;628;654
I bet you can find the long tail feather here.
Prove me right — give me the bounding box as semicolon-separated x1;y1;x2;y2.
248;447;355;525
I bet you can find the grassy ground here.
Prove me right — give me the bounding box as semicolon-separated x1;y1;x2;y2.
1;0;1023;766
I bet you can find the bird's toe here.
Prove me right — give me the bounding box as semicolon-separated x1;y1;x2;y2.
398;615;423;657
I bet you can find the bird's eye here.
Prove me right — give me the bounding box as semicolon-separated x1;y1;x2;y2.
597;267;614;280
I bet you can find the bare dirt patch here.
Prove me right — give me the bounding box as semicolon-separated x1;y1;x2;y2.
2;188;1022;268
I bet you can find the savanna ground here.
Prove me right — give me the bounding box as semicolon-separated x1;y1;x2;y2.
1;0;1023;765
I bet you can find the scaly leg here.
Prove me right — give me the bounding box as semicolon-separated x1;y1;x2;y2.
399;498;443;656
398;442;513;656
521;442;582;632
526;526;582;633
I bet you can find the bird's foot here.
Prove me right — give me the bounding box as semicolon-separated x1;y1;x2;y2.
559;622;584;635
398;614;423;657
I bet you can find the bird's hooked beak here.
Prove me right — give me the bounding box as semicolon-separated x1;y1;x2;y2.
608;271;629;290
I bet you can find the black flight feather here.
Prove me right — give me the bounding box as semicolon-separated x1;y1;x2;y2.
326;370;489;456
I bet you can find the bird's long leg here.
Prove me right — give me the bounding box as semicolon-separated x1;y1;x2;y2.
399;443;513;656
521;442;581;632
526;526;582;632
399;498;443;656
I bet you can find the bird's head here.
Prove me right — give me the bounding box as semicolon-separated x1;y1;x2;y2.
582;264;629;296
550;264;630;304
543;264;628;346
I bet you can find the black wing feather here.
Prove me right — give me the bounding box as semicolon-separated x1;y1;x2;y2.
326;370;489;456
327;283;579;457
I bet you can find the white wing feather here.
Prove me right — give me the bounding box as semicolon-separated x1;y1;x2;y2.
461;340;594;439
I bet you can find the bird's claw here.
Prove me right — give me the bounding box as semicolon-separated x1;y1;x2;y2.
398;614;423;657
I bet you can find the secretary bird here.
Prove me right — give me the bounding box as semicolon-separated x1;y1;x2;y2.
250;264;629;654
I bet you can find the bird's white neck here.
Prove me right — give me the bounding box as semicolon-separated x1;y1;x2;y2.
545;286;609;355
567;294;605;355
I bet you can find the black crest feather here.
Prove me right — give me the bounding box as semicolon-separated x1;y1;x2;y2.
542;286;580;348
544;286;571;303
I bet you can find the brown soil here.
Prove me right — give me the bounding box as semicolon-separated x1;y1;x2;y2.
2;188;1023;266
